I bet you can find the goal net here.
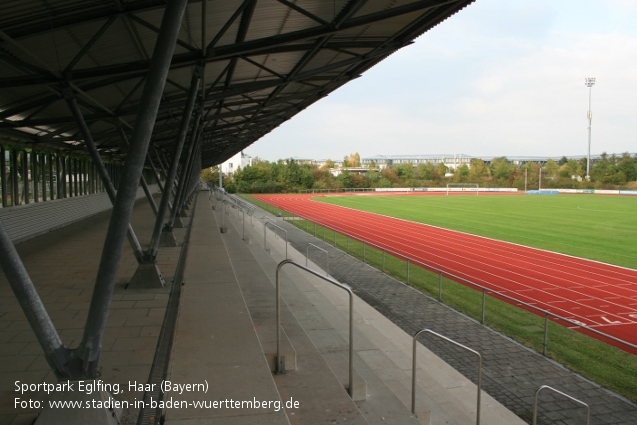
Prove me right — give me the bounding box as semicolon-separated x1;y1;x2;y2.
446;183;479;196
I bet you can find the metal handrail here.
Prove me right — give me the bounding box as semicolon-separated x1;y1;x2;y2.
264;221;288;259
225;193;256;215
533;385;590;425
221;199;251;239
213;187;224;201
306;243;329;276
412;329;482;425
275;260;355;398
261;209;637;355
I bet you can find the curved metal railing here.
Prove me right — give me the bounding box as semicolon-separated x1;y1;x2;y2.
275;260;355;398
412;329;482;424
533;385;590;425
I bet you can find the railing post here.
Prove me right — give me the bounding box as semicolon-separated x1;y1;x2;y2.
242;209;246;241
412;329;482;424
264;221;288;260
543;313;549;355
306;243;329;276
407;259;410;284
481;289;486;324
438;272;443;301
382;250;385;271
276;260;354;397
363;242;366;262
533;386;590;425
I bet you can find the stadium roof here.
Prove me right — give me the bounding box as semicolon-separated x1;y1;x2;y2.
0;0;475;169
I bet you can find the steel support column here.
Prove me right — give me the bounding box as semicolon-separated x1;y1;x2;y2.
116;125;158;216
146;68;201;262
0;219;72;377
178;140;202;216
40;153;47;201
32;151;39;202
23;150;29;204
66;93;145;263
75;0;188;378
48;153;54;200
1;146;7;207
148;146;166;194
168;115;201;229
11;149;18;205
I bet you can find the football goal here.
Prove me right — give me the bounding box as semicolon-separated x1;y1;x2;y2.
446;183;479;196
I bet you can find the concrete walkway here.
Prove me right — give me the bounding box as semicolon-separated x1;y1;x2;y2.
0;195;182;425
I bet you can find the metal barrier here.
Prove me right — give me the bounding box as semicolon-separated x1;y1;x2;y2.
275;260;355;398
533;385;590;425
221;199;251;240
264;221;288;259
412;329;482;425
306;243;329;276
225;192;256;216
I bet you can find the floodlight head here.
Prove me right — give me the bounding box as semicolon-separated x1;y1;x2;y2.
585;77;596;87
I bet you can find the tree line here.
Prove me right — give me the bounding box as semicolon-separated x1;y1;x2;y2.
200;152;637;193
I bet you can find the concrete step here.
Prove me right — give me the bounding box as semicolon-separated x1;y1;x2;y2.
219;208;371;425
237;204;526;425
224;210;423;425
163;193;290;425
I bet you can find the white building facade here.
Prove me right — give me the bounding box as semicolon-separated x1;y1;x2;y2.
220;151;252;176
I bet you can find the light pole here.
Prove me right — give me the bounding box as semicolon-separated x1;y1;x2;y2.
585;77;595;180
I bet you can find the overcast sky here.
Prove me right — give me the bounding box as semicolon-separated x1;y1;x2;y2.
246;0;637;162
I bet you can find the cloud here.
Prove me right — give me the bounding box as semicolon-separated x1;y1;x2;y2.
248;1;637;161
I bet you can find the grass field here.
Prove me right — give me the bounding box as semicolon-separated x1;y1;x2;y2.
316;193;637;269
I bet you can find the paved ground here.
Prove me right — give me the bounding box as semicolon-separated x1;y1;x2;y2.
254;206;637;425
0;195;181;425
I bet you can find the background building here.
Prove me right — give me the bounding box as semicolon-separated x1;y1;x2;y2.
220;151;252;176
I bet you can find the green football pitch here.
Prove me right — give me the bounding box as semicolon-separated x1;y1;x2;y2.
316;193;637;270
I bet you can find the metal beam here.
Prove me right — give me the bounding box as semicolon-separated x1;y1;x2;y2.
146;68;201;261
0;219;72;378
76;0;189;378
169;118;201;229
66;92;146;263
116;126;159;217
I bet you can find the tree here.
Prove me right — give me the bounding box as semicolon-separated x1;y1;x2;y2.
490;157;512;182
545;159;559;179
200;166;219;185
414;162;434;181
394;163;414;180
469;158;489;181
454;164;470;182
346;152;361;167
617;152;637;182
321;159;336;170
435;162;448;178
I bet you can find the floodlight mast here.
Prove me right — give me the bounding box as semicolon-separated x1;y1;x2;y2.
585;77;595;180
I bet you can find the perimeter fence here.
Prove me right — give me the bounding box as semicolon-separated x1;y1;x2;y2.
244;194;637;402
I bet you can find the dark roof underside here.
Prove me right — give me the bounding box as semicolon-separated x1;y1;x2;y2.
0;0;474;168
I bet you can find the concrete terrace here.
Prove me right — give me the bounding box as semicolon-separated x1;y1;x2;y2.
0;190;635;424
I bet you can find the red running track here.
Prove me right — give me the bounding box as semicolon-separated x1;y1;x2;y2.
254;193;637;354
